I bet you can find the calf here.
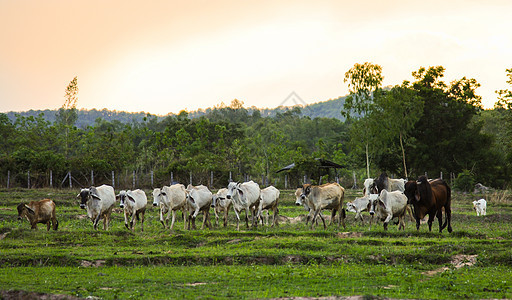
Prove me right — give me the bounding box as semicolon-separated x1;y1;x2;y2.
17;199;58;230
472;199;487;216
369;190;408;230
152;184;187;230
78;185;116;230
117;189;147;232
211;188;231;227
227;181;261;231
257;186;280;227
346;194;377;224
186;185;213;230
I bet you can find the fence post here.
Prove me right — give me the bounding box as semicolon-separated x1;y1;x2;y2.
50;170;53;188
229;171;232;182
7;170;10;189
133;170;136;189
68;171;72;188
210;171;213;189
112;171;115;188
27;171;30;189
151;170;154;187
440;171;443;179
285;174;288;189
189;172;193;186
91;170;94;186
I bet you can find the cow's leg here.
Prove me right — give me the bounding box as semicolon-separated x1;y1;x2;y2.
124;211;130;230
159;207;166;229
244;208;250;228
214;209;220;227
165;206;172;228
93;213;101;230
46;221;51;231
436;209;444;233
233;208;241;231
427;212;435;232
170;210;177;230
445;205;452;233
223;210;229;227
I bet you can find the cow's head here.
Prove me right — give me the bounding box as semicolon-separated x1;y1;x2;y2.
294;187;303;206
77;187;100;209
226;182;241;200
117;190;135;209
152;188;162;207
415;176;432;204
17;203;34;220
369;190;387;216
300;184;312;201
346;202;356;213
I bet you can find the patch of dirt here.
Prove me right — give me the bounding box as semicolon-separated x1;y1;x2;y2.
80;260;105;267
1;290;81;300
336;232;363;238
0;207;13;211
268;296;378;300
422;254;478;277
183;282;211;287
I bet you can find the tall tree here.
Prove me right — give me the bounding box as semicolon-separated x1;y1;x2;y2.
56;76;78;157
343;62;383;178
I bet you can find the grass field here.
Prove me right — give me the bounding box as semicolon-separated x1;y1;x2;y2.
1;187;511;299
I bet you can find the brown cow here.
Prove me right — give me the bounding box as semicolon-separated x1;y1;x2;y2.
17;199;58;231
404;176;452;233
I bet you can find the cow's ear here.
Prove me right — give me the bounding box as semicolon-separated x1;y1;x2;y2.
305;186;311;194
238;188;244;197
115;194;120;200
378;199;386;210
128;195;136;202
76;193;81;198
366;201;372;211
91;193;101;200
161;192;166;196
25;205;35;215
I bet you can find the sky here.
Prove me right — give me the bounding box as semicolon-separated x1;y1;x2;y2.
0;0;511;115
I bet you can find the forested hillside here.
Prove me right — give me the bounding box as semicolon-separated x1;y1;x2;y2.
1;66;512;190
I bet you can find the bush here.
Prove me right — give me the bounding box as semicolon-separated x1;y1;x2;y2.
454;169;475;192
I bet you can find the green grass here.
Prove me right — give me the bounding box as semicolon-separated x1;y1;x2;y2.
1;188;512;299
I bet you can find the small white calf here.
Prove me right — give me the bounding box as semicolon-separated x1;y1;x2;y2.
117;189;147;232
346;194;378;223
211;188;231;227
472;199;487;216
369;190;408;230
257;186;280;227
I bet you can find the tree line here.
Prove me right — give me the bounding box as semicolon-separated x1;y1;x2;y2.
1;66;512;190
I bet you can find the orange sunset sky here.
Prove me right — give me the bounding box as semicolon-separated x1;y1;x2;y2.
1;0;511;115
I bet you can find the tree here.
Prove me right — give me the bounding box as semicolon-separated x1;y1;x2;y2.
372;83;423;178
343;62;383;178
56;76;79;157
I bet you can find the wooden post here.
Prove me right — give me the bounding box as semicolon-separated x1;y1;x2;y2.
189;172;193;186
133;170;136;189
285;174;288;189
112;171;115;188
27;171;30;189
171;172;174;185
440;171;443;179
7;170;10;189
229;171;232;182
91;170;94;185
50;170;53;188
68;171;72;188
210;171;213;189
151;170;154;187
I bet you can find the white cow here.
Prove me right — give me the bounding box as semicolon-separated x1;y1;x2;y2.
117;189;147;232
152;184;187;230
257;186;280;227
472;199;487;216
77;185;116;230
211;188;231;227
295;183;345;229
226;181;261;231
185;185;213;230
346;194;378;223
368;189;408;230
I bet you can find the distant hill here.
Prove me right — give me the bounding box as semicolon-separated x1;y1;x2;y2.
4;96;347;127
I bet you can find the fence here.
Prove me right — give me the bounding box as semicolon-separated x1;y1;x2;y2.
1;169;453;191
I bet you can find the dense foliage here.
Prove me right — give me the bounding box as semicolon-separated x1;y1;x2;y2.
1;66;512;189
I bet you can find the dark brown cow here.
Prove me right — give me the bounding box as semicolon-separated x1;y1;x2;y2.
17;199;58;230
404;176;452;233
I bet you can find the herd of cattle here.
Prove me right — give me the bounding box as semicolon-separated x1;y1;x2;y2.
15;173;488;232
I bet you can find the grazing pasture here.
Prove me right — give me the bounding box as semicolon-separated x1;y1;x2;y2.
0;187;511;299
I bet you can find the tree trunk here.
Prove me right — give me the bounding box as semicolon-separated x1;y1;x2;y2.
365;142;370;179
399;131;408;179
